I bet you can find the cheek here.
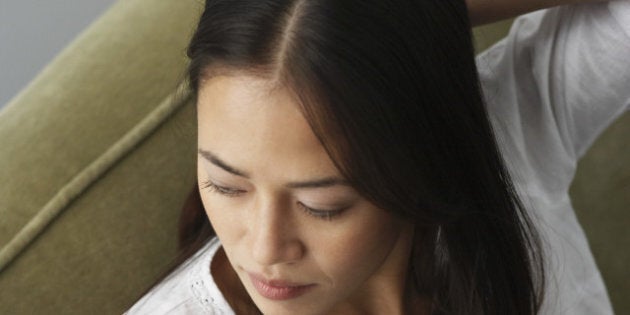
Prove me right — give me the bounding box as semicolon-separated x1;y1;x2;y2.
197;166;245;246
314;208;403;285
200;196;241;239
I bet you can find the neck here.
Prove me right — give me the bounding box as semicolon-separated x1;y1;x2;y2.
324;277;431;315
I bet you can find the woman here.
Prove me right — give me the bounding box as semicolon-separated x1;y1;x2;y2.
126;0;628;314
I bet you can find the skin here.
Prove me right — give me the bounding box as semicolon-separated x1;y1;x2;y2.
196;74;428;315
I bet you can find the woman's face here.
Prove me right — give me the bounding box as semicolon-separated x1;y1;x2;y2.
197;74;414;314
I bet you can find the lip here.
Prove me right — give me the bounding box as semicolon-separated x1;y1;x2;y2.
247;272;316;300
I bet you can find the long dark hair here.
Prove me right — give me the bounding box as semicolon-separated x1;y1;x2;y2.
129;0;546;314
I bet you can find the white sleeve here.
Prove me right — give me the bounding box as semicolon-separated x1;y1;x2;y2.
556;0;630;159
475;4;628;314
477;0;630;164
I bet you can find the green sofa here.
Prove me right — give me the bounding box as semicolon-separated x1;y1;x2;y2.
0;0;627;314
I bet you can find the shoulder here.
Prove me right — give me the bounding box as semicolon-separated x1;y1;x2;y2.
124;237;235;315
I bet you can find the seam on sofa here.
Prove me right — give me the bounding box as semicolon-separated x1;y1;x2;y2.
0;82;193;272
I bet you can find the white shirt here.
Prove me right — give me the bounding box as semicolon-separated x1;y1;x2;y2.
125;2;630;314
477;1;629;314
124;237;234;315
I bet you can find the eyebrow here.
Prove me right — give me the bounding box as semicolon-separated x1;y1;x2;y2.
286;176;350;189
198;148;250;177
197;148;350;189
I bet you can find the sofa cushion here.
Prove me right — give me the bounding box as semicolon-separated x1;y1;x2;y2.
0;0;202;313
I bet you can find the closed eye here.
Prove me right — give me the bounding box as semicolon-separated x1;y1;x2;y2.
297;202;348;221
200;179;244;197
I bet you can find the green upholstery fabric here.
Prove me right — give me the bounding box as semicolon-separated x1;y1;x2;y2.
570;115;630;315
0;1;627;314
0;1;202;313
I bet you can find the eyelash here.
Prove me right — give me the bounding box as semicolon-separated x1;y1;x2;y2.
200;179;243;197
200;179;345;221
298;202;345;221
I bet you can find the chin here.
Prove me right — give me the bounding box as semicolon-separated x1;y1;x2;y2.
244;289;336;315
253;301;327;315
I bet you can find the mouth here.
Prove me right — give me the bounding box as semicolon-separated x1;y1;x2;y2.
247;272;316;300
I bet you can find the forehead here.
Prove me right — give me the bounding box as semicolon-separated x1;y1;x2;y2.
196;75;338;179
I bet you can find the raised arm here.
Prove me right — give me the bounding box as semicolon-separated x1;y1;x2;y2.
473;3;629;313
466;0;605;26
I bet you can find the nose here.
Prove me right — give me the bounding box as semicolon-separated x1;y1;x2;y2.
249;197;304;266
